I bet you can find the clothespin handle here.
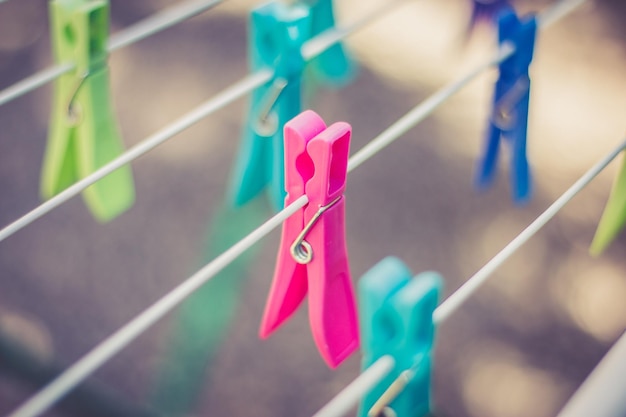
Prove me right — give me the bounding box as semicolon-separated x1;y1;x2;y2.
41;0;135;221
259;111;326;339
260;110;358;368
305;122;349;205
358;257;442;417
308;0;356;86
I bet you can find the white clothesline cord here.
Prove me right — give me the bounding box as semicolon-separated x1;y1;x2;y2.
6;194;308;417
311;361;395;417
301;0;408;60
537;0;586;27
312;357;396;417
0;0;224;107
555;331;626;417
0;0;411;244
106;0;223;51
312;135;626;417
0;63;74;107
5;0;590;415
311;0;593;414
0;70;272;243
5;25;511;414
347;45;512;172
433;136;626;322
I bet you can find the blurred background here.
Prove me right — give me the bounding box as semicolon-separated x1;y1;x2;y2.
0;0;625;416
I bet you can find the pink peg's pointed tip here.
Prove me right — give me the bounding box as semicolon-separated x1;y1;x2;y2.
319;339;360;369
258;315;284;339
258;322;274;339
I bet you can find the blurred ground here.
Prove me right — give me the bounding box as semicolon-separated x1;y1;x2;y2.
0;0;625;416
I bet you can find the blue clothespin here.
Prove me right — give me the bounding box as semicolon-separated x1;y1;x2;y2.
358;257;442;417
308;0;356;86
228;1;355;211
475;8;537;203
467;0;511;32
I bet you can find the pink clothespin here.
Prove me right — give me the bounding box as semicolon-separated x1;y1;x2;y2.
259;110;359;368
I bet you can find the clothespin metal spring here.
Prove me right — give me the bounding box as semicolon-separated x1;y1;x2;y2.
491;76;530;130
66;71;91;124
253;77;289;136
367;363;422;417
290;194;342;264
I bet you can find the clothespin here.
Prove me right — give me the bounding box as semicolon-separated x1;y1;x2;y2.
259;110;358;368
228;0;355;211
308;0;356;86
475;7;537;203
467;0;511;33
358;257;442;417
41;0;134;221
589;157;626;255
228;1;309;210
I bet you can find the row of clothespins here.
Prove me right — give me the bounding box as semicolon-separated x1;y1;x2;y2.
38;0;626;254
4;0;623;416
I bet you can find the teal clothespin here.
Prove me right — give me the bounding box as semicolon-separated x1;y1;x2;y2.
358;257;442;417
228;0;356;211
228;1;309;210
41;0;135;222
308;0;356;86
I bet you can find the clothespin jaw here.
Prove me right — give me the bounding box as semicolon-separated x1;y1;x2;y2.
260;110;358;368
475;8;537;204
307;0;356;86
41;0;135;222
228;2;311;211
358;257;442;417
590;155;626;255
467;0;511;33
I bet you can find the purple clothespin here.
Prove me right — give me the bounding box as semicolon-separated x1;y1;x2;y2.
475;7;537;203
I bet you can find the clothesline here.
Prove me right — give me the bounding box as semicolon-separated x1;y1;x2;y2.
0;0;224;106
312;135;626;417
5;0;590;415
556;331;626;417
0;0;409;244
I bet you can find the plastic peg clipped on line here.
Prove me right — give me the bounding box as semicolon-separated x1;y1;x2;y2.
308;0;356;86
590;155;626;255
228;0;355;211
41;0;135;221
467;0;511;32
259;110;358;368
358;257;442;417
228;1;310;210
475;7;537;204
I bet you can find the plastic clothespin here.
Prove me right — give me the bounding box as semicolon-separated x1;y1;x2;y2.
259;109;358;368
41;0;134;221
228;1;310;211
589;158;626;255
307;0;356;86
467;0;511;32
358;257;442;417
475;7;537;204
228;1;355;211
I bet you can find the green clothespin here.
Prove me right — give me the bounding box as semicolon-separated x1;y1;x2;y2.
358;257;442;417
590;155;626;255
41;0;134;221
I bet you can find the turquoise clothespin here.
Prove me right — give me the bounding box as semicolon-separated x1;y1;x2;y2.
228;0;355;211
358;257;442;417
41;0;135;221
308;0;356;86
